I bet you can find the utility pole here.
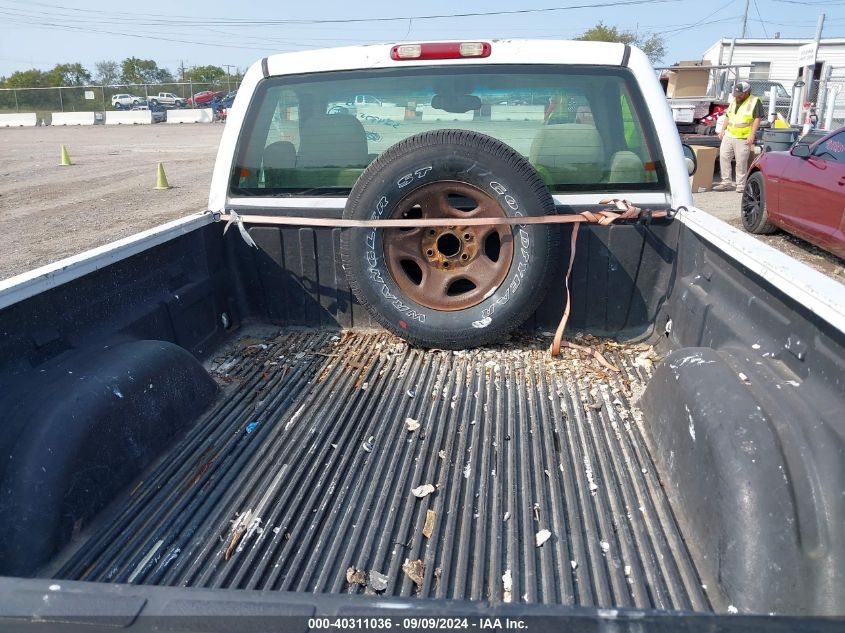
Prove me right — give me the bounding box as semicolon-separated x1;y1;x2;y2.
180;60;188;99
223;64;235;93
741;0;750;38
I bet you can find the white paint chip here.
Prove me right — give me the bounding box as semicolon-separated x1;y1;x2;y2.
411;483;435;498
535;529;552;547
502;569;513;603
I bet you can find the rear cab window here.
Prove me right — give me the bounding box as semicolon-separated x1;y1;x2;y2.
230;65;666;197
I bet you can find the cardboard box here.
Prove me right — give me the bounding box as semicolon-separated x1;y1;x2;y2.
689;145;720;192
666;61;711;98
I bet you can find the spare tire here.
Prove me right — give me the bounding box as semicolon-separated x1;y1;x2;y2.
341;129;559;349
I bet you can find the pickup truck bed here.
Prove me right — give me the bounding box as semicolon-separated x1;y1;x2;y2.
47;327;710;611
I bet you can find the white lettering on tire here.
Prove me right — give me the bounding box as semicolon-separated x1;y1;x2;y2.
478;180;530;323
364;190;427;323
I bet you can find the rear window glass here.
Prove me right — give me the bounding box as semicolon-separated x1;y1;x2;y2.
230;65;666;197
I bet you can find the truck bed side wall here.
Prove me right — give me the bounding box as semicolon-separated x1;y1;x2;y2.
642;223;845;615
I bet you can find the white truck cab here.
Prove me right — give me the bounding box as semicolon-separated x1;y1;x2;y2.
210;39;691;214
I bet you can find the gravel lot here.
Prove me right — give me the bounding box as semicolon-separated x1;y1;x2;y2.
0;124;222;280
0;125;842;283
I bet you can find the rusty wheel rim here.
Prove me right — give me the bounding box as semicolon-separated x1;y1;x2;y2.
383;181;515;311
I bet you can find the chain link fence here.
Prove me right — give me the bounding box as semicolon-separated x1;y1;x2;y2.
816;70;845;131
0;81;239;122
756;72;845;132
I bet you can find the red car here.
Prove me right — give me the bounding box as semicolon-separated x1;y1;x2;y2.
186;91;225;107
742;127;845;259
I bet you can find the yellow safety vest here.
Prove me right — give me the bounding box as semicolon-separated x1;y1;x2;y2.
726;96;761;139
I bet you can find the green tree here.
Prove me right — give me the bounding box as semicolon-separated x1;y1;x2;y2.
120;57;173;85
575;22;665;64
189;64;225;84
94;60;120;86
3;68;51;88
48;63;91;86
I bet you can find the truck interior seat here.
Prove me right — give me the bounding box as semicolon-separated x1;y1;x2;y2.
528;123;605;185
606;150;646;183
296;114;369;168
261;141;297;187
263;141;297;169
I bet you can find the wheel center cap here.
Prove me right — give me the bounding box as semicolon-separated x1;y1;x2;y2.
421;227;477;269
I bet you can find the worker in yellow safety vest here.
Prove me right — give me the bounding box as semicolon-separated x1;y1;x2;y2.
714;81;762;192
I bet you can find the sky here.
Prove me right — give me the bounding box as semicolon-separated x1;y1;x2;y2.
0;0;843;79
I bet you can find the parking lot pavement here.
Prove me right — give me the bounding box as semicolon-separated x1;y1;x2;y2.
693;189;845;281
0;124;841;284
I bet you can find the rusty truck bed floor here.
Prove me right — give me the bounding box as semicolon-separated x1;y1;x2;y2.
51;328;711;611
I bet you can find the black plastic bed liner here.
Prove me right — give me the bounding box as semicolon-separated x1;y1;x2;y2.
50;328;710;612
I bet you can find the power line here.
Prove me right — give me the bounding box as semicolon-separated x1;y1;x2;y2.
753;0;769;37
661;0;740;40
0;0;687;26
771;0;843;5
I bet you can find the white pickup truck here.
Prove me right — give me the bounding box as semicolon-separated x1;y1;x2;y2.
1;39;843;630
149;91;184;107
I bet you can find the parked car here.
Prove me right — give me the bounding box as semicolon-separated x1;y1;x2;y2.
149;92;184;107
130;101;167;123
748;79;791;113
742;126;845;258
186;90;225;107
111;93;142;108
211;92;236;121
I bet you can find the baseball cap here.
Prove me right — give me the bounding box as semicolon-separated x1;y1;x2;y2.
733;81;751;94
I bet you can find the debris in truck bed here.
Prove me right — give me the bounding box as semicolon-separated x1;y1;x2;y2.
368;570;388;592
56;330;708;611
346;567;367;586
423;510;436;538
584;455;599;494
411;483;435;498
634;352;654;371
536;529;552;547
502;569;513;603
405;418;420;432
402;559;425;588
225;510;253;560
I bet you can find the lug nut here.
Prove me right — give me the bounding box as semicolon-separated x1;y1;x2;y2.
426;249;434;256
464;233;472;240
461;253;469;260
